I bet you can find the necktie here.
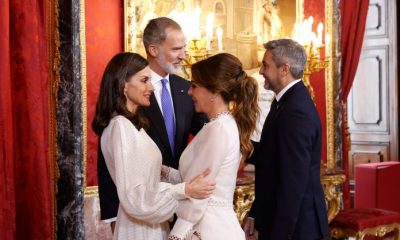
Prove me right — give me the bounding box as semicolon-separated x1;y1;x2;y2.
266;99;278;122
161;79;175;154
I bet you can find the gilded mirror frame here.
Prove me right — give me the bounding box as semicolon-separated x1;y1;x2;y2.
123;0;340;170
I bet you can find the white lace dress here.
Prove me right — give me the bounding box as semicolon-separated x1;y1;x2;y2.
169;113;245;240
101;115;186;240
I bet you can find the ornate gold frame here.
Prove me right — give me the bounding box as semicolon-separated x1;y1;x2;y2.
324;0;336;169
80;0;90;195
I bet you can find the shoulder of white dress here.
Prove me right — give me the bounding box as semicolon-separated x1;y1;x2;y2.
111;115;139;131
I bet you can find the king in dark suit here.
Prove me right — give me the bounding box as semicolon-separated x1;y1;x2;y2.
97;17;206;225
243;39;329;240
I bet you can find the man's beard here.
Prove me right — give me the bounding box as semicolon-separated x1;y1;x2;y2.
156;57;181;75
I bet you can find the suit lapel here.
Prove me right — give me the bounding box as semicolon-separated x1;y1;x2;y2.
169;75;187;156
142;93;171;152
261;81;303;139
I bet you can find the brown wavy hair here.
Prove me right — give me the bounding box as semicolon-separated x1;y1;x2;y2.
92;52;149;136
191;53;260;159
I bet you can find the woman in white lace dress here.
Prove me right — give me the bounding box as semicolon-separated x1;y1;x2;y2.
167;53;260;240
92;52;215;240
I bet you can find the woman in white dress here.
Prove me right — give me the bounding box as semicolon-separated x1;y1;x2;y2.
92;52;215;240
167;53;260;240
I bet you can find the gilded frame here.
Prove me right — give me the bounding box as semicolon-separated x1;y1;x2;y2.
123;0;340;170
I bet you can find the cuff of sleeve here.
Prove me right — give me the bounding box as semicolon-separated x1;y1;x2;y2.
103;217;117;223
170;182;186;200
169;218;194;239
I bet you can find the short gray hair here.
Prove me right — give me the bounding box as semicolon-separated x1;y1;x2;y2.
263;39;307;79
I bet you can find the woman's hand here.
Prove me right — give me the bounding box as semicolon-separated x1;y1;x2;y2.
160;165;170;179
242;216;258;240
185;168;216;199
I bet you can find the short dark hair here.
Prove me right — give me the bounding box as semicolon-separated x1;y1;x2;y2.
143;17;182;51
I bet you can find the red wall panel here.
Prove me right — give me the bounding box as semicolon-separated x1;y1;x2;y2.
85;0;123;186
305;0;327;163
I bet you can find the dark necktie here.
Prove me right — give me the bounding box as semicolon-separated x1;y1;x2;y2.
161;79;175;154
267;98;278;120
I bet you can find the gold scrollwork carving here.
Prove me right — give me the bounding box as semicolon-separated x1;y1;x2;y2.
331;223;400;240
234;183;255;225
320;173;346;223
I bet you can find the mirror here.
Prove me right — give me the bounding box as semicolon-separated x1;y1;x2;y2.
123;0;339;170
125;0;303;59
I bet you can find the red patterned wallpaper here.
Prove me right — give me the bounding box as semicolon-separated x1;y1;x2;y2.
85;0;123;186
305;0;327;164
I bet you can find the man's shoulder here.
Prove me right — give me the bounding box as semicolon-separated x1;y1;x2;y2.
170;74;190;87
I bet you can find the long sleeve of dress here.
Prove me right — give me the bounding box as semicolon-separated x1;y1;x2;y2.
164;167;182;184
169;121;231;238
102;117;186;224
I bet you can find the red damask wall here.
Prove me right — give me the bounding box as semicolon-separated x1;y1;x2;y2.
85;0;123;186
305;0;327;164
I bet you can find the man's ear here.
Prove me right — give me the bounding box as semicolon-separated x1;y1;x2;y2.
148;44;159;57
281;63;290;76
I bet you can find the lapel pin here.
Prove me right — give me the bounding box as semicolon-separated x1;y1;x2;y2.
180;89;184;93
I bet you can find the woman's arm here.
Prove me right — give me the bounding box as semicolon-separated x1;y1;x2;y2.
107;118;184;224
169;121;231;238
161;165;182;184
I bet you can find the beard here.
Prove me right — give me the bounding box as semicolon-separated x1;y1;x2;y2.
156;56;181;75
264;79;272;90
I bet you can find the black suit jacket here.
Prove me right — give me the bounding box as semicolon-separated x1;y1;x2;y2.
97;74;206;220
247;81;329;240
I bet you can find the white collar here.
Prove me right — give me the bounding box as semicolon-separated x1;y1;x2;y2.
151;70;170;85
275;79;301;101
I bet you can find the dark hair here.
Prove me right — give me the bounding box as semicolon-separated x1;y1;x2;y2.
191;53;260;159
263;38;307;79
92;52;149;136
143;17;182;52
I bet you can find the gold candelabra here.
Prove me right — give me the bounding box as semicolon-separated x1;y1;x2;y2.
302;44;329;101
181;39;212;79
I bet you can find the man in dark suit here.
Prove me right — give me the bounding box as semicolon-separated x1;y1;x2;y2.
243;39;329;240
97;17;206;229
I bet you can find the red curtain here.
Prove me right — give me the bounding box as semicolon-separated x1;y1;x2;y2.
340;0;370;209
0;0;55;239
0;1;16;239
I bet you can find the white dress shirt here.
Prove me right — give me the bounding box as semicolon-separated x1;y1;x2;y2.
151;71;176;118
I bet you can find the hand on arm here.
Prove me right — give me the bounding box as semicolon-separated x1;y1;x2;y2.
160;165;170;180
184;168;216;199
242;216;258;240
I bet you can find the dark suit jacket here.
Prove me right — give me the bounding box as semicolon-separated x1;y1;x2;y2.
97;74;206;220
247;81;329;240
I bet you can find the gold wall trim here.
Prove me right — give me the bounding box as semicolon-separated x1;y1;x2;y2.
325;0;335;169
124;0;136;52
84;186;99;197
48;0;60;237
80;0;88;189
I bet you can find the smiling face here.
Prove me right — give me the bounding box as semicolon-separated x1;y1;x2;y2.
124;66;154;113
259;50;283;94
188;81;215;115
154;27;186;76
